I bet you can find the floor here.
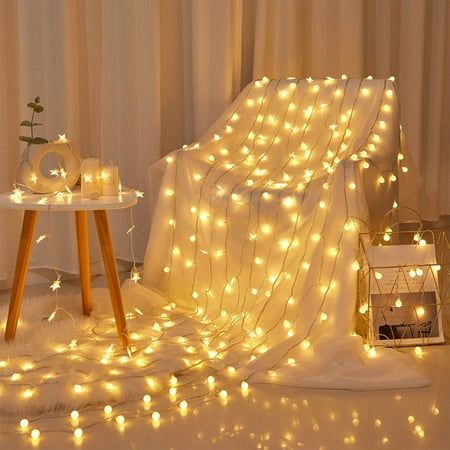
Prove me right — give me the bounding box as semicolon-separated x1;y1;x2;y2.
0;275;449;450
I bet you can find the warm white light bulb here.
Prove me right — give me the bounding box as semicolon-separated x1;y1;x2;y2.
219;390;228;399
301;339;311;349
416;306;425;317
31;429;40;439
115;415;125;425
359;303;369;314
179;400;188;410
169;387;177;396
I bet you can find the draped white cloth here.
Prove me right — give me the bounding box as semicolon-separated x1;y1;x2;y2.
141;78;427;389
0;0;448;283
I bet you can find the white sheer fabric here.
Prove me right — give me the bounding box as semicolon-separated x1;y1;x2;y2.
140;78;427;389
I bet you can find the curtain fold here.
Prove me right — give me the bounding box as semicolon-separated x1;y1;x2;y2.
0;0;449;283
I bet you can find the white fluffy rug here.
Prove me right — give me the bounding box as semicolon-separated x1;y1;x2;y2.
0;280;430;417
0;281;200;416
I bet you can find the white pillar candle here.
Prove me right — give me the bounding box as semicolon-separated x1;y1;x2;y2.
100;165;120;196
81;158;101;199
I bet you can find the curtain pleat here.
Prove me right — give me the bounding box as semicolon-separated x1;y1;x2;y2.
0;0;449;283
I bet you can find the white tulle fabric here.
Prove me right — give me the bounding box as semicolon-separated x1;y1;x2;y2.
141;78;428;390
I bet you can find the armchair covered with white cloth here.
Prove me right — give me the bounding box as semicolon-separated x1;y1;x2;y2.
139;78;427;390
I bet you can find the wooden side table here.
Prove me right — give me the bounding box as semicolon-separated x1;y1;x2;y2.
0;190;138;347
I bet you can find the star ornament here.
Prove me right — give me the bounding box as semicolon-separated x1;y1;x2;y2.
131;268;141;283
10;187;24;202
50;276;61;292
59;168;68;179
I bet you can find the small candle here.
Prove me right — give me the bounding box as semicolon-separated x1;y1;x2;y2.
100;165;120;196
81;158;101;199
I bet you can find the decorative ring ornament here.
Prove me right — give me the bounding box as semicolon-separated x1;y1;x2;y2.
19;141;80;193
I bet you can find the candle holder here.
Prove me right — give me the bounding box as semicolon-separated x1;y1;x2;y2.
99;164;120;196
80;158;101;199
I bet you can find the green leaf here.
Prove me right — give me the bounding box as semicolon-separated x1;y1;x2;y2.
20;120;33;127
32;137;48;144
33;105;44;113
19;136;33;143
27;102;36;109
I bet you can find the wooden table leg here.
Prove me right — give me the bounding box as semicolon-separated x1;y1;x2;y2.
75;211;92;315
93;210;129;347
4;210;38;341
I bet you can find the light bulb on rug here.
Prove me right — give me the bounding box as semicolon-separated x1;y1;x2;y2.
219;390;228;399
31;429;40;439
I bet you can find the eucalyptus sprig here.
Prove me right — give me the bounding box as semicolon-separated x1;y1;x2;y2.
19;97;48;144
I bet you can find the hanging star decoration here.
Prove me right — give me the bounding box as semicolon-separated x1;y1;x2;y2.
50;276;61;292
131;268;141;283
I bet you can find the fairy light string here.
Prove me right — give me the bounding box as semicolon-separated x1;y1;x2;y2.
189;80;275;318
200;79;351;359
191;81;272;313
206;79;342;353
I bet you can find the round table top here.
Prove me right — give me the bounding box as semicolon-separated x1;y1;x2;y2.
0;188;138;211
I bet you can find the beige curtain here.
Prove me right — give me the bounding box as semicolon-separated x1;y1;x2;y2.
0;0;449;283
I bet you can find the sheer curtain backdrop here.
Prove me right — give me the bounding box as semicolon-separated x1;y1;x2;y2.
0;0;449;284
